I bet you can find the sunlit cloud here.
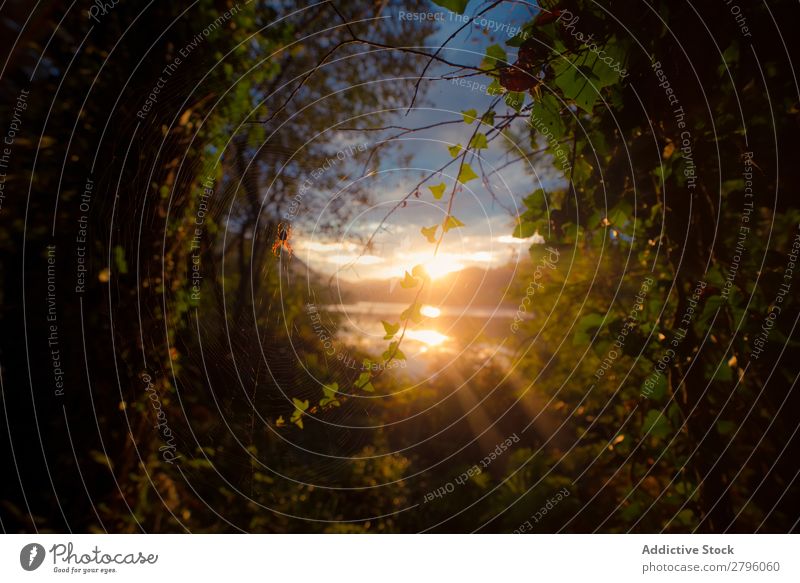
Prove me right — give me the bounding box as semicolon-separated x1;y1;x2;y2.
468;251;495;262
497;233;546;245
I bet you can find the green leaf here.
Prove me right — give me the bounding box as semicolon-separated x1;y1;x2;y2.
443;215;465;232
428;182;447;200
641;374;667;401
448;143;463;157
481;110;496;126
461;109;478;124
523;188;546;211
487;79;504;95
608;200;632;225
530;93;565;140
90;450;114;470
457;163;479;184
354;372;372;390
320;383;341;407
401;302;423;323
707;360;733;382
592;39;626;86
716;420;736;436
642;410;671;439
421;225;438;243
573;313;604;345
290;398;309;428
577;64;600;83
620;502;642;521
430;0;468;14
469;133;488;150
550;189;567;212
482;43;507;70
113;245;128;275
513;220;538;238
382;341;407;361
506;23;535;48
381;320;400;339
400;271;419;289
551;47;623;113
505;91;525;112
698;295;725;327
560;223;582;245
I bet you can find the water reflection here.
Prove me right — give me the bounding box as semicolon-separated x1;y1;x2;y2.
322;301;520;377
419;305;441;318
405;329;448;347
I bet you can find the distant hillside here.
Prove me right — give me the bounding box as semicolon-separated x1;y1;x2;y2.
335;263;526;306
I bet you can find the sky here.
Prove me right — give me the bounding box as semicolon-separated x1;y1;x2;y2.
295;1;557;283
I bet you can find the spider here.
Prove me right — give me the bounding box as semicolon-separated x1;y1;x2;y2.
272;221;293;257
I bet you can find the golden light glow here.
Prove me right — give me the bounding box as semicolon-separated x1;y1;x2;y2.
405;329;448;347
420;305;441;318
422;256;464;279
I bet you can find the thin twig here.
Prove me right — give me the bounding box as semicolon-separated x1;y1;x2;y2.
405;0;505;114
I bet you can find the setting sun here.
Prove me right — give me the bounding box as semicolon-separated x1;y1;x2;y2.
421;256;464;280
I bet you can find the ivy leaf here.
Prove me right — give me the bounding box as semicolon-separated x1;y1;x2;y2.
290;398;309;428
457;163;479;184
469;133;488;150
381;320;400;339
320;383;341;407
431;0;468;14
401;302;423;323
382;341;407;361
443;215;465;232
400;271;419;289
428;182;447;200
461;109;478;124
354;372;373;392
448;143;463;157
421;224;438;243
